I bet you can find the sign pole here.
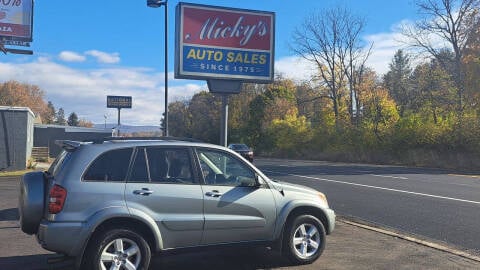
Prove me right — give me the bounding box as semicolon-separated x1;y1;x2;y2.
106;95;132;137
220;94;229;147
117;108;121;136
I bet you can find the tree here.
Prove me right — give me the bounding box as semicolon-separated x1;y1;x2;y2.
67;112;79;126
55;108;67;125
402;0;480;115
0;80;51;121
78;119;94;128
246;78;297;151
292;6;369;126
45;101;56;124
228;83;261;142
362;86;400;142
410;60;457;123
383;50;413;116
188;91;221;143
168;101;191;137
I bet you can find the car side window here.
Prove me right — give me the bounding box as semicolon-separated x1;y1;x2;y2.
130;148;149;182
145;148;195;184
197;149;256;186
83;148;133;182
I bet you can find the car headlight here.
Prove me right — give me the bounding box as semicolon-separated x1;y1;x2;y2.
318;192;329;207
248;151;253;155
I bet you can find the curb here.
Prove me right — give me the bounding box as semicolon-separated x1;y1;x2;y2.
338;217;480;263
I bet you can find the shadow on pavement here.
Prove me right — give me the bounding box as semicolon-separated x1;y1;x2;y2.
153;246;295;270
0;247;295;270
0;254;74;270
0;208;19;221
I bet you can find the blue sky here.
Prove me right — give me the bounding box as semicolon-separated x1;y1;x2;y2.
0;0;420;125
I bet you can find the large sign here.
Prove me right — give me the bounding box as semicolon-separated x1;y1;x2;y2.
0;0;33;44
175;2;275;83
107;96;132;109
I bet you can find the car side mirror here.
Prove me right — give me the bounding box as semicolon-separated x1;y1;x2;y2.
239;177;261;188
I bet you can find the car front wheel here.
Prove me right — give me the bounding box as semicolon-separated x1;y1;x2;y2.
283;215;326;264
84;228;151;270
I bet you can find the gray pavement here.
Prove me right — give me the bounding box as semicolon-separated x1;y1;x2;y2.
2;174;480;270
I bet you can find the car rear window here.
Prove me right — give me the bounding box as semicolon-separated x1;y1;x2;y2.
232;144;249;150
83;148;133;182
47;150;71;177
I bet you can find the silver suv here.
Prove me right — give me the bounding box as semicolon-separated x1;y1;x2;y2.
18;138;335;270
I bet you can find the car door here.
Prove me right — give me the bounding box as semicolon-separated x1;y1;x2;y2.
125;146;204;249
195;148;277;245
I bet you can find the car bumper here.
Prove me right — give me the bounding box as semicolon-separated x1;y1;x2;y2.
37;219;84;256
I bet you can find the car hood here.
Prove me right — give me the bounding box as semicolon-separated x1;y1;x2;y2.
271;180;319;196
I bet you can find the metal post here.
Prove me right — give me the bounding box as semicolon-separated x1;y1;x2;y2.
164;1;169;137
220;94;229;147
117;108;121;136
147;0;169;137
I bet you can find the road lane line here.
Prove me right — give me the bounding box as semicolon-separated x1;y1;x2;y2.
263;170;480;205
449;174;480;179
371;174;408;180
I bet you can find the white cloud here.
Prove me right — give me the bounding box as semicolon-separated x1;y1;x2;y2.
274;56;317;82
85;50;121;64
363;31;407;75
58;51;86;62
274;29;408;80
0;57;204;126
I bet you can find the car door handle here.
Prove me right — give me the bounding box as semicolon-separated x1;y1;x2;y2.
133;188;154;196
205;190;223;197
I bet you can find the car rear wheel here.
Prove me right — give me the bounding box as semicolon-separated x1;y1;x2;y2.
84;228;151;270
18;171;46;235
283;215;326;264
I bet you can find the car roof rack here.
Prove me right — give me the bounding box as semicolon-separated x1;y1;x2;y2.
90;136;203;144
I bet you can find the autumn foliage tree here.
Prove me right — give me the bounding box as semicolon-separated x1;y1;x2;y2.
0;80;52;122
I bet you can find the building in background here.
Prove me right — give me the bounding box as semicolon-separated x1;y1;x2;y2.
0;107;35;171
34;124;111;158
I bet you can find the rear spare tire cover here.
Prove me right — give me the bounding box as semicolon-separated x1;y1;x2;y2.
18;171;45;235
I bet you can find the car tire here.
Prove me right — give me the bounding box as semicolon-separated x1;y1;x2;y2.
283;214;326;264
18;171;46;235
83;228;151;270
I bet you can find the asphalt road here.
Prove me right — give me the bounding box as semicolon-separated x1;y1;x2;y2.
255;158;480;255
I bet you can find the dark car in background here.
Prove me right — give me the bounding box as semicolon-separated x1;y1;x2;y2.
228;143;254;162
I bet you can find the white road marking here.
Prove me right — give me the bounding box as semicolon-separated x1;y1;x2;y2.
371;174;408;180
263;170;480;205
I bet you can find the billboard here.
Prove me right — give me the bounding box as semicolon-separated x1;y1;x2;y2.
175;2;275;83
0;0;33;43
107;96;132;109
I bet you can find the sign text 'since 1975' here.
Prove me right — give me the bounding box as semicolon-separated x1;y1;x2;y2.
175;2;275;82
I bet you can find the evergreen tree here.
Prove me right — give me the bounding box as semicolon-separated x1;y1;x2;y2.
67;112;79;126
45;101;56;124
383;49;412;116
55;108;67;125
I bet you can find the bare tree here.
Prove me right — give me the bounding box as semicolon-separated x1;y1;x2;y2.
292;6;370;127
339;13;372;125
402;0;480;115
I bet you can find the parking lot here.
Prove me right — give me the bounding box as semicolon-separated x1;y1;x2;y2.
2;175;480;270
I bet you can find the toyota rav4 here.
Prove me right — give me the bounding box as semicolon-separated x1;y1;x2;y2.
18;137;335;270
